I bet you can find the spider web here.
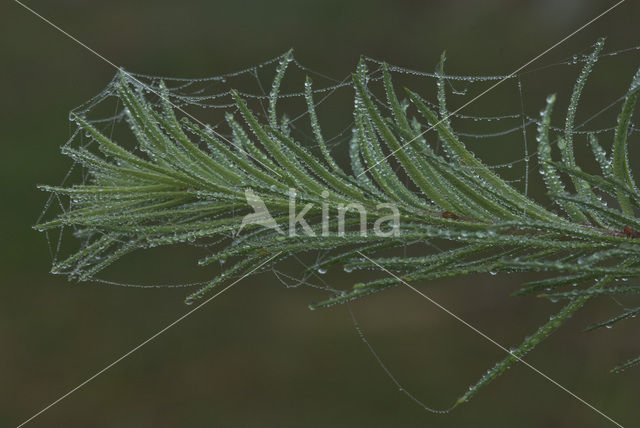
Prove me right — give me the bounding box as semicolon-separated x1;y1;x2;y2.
36;43;640;412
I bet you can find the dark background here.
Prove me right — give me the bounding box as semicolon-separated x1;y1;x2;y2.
3;0;639;427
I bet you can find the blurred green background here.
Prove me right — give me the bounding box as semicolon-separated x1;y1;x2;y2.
3;0;640;426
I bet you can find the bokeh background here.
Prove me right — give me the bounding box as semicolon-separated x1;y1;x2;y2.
3;0;640;426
